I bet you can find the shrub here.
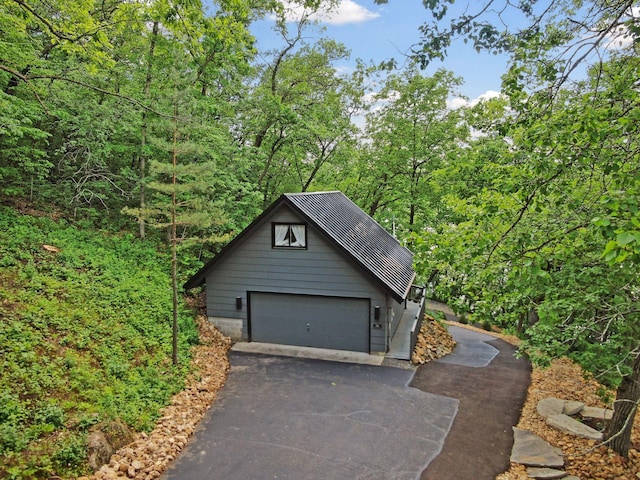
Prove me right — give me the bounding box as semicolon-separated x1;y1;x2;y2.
51;432;88;474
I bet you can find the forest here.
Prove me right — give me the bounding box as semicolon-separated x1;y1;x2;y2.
0;0;638;477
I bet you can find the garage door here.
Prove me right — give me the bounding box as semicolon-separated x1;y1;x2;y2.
249;292;370;352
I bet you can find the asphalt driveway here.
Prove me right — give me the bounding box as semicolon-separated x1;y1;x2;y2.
161;325;530;480
162;353;458;480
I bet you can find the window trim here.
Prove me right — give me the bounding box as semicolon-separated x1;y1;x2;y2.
272;223;307;249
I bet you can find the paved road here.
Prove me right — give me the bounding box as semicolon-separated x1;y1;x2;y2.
162;353;458;480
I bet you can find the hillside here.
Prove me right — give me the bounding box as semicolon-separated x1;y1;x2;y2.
0;206;200;479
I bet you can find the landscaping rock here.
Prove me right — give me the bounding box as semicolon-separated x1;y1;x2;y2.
87;431;113;472
545;414;603;440
526;467;569;479
87;421;134;471
562;400;584;416
537;397;566;418
511;427;564;468
580;406;613;420
411;316;456;365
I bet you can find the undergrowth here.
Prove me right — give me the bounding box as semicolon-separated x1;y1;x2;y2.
0;206;199;479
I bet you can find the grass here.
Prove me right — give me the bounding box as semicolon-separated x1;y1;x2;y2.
0;206;199;479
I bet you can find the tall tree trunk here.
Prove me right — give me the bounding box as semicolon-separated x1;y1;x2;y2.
139;20;159;239
170;94;179;366
605;351;640;458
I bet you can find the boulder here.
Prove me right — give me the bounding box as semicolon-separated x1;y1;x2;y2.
546;413;603;440
510;428;564;468
87;421;134;471
526;467;569;479
581;406;613;420
537;397;566;418
87;431;113;471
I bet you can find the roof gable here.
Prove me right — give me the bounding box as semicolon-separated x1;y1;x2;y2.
184;191;415;301
284;192;415;302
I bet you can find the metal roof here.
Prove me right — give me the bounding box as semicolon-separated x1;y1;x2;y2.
285;191;415;302
184;191;415;301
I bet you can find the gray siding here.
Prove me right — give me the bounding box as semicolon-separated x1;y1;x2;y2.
388;296;406;338
205;206;390;352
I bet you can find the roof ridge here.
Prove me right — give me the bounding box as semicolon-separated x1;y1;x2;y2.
284;191;341;196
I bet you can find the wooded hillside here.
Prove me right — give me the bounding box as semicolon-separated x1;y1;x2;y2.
0;205;198;477
1;0;639;476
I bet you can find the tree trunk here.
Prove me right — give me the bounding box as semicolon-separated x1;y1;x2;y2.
605;351;640;458
139;21;159;239
170;94;179;366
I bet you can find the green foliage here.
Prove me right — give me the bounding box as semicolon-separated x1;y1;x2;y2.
413;53;640;400
351;63;468;230
0;207;198;477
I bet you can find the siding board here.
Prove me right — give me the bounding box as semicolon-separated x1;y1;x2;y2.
205;206;391;351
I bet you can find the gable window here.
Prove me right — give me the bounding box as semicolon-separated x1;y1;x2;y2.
273;223;306;248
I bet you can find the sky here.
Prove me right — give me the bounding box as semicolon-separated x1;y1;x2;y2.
249;0;511;104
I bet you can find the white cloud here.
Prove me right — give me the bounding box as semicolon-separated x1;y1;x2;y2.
279;0;379;25
602;6;639;51
603;25;635;50
447;90;503;110
447;97;469;110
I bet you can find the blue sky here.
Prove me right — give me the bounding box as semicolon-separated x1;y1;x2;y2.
250;0;511;103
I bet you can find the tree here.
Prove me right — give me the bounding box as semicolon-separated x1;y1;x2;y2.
238;2;357;205
124;57;230;365
374;0;640;457
415;60;639;456
356;64;468;231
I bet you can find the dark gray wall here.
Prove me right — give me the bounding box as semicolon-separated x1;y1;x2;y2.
204;206;391;352
388;296;405;338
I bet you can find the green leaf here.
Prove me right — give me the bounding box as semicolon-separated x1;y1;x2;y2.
616;231;635;246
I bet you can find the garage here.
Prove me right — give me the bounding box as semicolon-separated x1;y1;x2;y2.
249;292;370;352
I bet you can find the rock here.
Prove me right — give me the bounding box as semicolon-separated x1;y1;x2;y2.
526;467;569;479
537;397;566;418
86;421;135;470
510;427;564;468
546;413;603;440
563;400;585;416
411;317;456;365
580;406;613;420
87;431;114;471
